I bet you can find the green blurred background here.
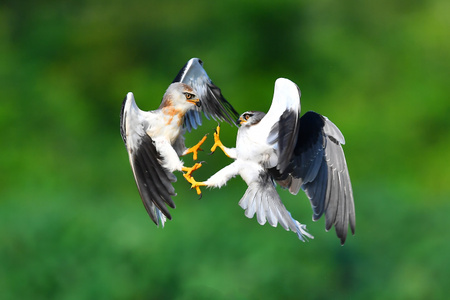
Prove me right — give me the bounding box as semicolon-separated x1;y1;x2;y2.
1;0;449;299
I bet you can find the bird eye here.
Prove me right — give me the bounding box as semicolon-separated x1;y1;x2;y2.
185;93;194;100
245;114;250;120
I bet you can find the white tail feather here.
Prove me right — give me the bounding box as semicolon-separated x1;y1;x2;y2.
239;180;314;241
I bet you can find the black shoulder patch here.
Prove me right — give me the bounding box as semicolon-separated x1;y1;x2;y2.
276;110;299;173
295;111;325;155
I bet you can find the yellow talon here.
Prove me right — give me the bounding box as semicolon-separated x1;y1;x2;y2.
182;162;203;176
210;126;230;157
184;135;208;160
182;163;206;196
185;176;207;196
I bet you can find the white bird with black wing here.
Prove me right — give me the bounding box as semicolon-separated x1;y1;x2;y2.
120;58;239;227
191;78;355;244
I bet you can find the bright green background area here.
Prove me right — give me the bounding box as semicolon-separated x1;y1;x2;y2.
1;1;449;299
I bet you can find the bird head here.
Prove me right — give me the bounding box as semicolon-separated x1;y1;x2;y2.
237;111;266;127
161;83;201;111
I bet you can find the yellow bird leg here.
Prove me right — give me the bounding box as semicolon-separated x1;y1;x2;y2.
183;135;208;161
182;162;202;177
182;162;205;195
184;174;207;196
209;125;230;157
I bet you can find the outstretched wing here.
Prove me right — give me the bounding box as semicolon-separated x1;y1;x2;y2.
120;92;177;226
172;58;239;131
272;111;355;245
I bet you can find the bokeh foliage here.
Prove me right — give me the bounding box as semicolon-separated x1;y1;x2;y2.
1;0;450;299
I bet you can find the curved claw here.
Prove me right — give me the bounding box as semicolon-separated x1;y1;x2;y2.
190;178;207;196
184;134;208;160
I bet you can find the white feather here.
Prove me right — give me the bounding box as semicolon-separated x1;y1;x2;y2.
204;161;239;188
257;194;267;225
244;188;258;219
123;92;149;152
254;78;301;139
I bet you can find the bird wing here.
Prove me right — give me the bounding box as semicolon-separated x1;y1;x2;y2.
259;78;354;244
238;171;313;241
260;78;301;132
120;92;177;226
275;111;355;245
172;58;239;132
262;78;302;173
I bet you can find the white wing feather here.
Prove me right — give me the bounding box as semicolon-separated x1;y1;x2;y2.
254;78;301;138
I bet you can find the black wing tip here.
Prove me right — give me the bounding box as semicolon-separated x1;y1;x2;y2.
148;213;172;228
324;221;355;245
132;134;178;223
143;198;173;221
339;228;355;246
145;205;172;225
338;232;347;246
337;224;356;245
206;82;240;125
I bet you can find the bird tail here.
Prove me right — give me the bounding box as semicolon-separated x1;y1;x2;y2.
238;174;314;241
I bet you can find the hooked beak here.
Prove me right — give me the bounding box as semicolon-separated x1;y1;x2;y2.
188;98;201;107
236;116;246;125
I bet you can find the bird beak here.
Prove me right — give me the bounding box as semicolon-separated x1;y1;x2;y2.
188;98;201;107
236;116;245;125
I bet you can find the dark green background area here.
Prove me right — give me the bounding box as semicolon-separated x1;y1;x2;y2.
1;1;449;299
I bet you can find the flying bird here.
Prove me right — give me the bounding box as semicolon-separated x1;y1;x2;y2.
120;58;239;227
191;78;355;244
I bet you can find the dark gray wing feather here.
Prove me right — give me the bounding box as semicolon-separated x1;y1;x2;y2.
172;58;239;132
268;109;299;174
270;111;355;245
130;134;177;225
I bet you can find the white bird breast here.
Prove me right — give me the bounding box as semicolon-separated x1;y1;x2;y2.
236;125;278;170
